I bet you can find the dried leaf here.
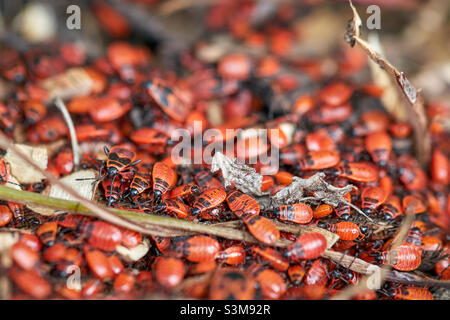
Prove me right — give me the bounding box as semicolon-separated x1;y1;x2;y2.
4;144;47;184
211;152;267;196
0;232;19;252
116;239;151;262
27;170;97;216
40;68;93;102
367;33;407;122
272;172;354;207
345;1;362;46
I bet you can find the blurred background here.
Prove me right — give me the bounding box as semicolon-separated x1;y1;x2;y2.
0;0;449;102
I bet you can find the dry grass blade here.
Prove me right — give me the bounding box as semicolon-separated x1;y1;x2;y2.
345;0;431;166
54;98;80;169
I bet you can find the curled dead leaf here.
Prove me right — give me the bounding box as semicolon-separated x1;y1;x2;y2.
4;144;47;184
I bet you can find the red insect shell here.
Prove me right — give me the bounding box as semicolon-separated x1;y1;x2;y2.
84;221;123;251
273;171;294;185
298;150;340;170
381;245;422;272
332;162;378;182
107;255;125;276
241;212;280;245
306;129;336;151
276;203;313;224
365;131;392;165
114;272;136;294
209;267;255;300
310;103;352;124
43;243;67;262
252;246;289;272
313;204;333;219
176;236;221;262
253;268;287;300
145;78;190;123
318;82;353;106
152;162;178;196
217;246;246;265
130;128;168;145
84;246;114;280
120;229;142;248
193;188;227;216
154;256;185;289
81;279;104;298
304;259;328;286
218;53;252;80
36;221;58;245
431;149;449;185
226;190;260;216
89;97;131;123
286;232;327;261
9;267;52;299
402;195;427;215
329;221;362;241
0;204;12;226
361;187;388;213
55;151;74;175
10;242;39;270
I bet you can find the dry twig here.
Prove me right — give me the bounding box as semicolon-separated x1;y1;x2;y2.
346;1;431;166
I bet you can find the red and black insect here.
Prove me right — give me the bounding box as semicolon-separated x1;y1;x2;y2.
102;178;127;206
0;204;13;227
375;245;422;271
152;162;177;199
240;212;280;246
217;245;246;265
360;187;388;215
381;195;403;220
81;220;123;251
252;246;289;272
297;150;340;170
325;221;368;241
192;188;227;217
154;255;185;289
0;44;26;83
365;131;392;166
226;189;260;216
250;264;287;299
383;286;433;300
195;170;224;190
287;264;306;286
128;172;151;198
155;198;189;219
274;203;313;224
209;267;256;300
145;78;190;123
83;245;114;280
284;232;327;261
328;162;378;182
36;221;58;246
175;236;221;262
103;146;141;179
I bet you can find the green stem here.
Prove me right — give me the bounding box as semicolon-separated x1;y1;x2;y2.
0;185;290;246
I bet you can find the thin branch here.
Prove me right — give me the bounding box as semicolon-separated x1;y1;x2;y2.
346;0;431;166
54;97;80;169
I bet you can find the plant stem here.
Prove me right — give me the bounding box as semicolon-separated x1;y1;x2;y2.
0;185;291;246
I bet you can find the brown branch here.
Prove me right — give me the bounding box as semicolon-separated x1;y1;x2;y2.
346;0;431;166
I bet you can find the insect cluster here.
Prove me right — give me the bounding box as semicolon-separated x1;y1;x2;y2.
0;0;448;301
